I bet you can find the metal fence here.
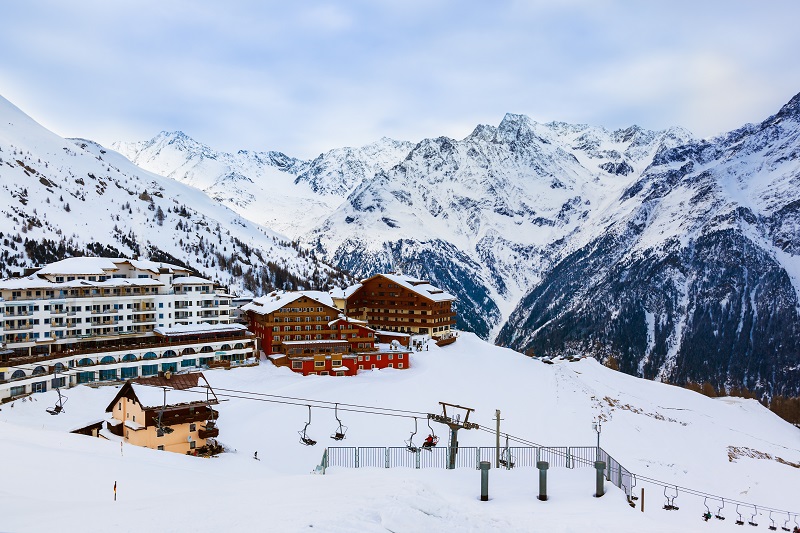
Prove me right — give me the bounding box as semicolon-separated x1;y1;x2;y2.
321;445;632;495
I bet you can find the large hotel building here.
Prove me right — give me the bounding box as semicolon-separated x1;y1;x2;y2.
0;257;255;401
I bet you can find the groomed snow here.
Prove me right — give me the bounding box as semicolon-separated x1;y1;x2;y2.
1;334;798;532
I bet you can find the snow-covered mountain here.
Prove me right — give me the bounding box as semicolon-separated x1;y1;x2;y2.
115;116;692;338
112;133;414;237
9;88;800;401
498;93;800;400
0;96;347;294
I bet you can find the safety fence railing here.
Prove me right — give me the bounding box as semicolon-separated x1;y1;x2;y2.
321;445;632;495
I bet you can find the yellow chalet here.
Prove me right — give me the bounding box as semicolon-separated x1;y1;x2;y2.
104;372;219;455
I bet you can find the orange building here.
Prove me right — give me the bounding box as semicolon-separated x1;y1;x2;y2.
104;372;219;454
344;274;456;339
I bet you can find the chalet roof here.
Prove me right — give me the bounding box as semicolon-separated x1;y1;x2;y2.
242;290;337;316
105;372;216;412
359;273;455;302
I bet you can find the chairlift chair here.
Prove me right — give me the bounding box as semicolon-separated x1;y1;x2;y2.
715;499;726;520
498;434;515;469
46;368;67;415
330;403;347;441
768;510;777;531
782;512;792;531
299;405;317;446
748;506;758;527
421;417;439;450
155;388;174;437
627;474;639;508
735;504;745;526
662;486;679;511
405;417;420;453
702;497;712;521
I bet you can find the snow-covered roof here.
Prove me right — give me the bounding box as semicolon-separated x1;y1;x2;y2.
331;366;348;371
124;419;145;431
129;384;207;408
153;323;248;336
0;275;164;291
241;290;337;316
172;276;213;285
281;339;348;346
375;330;410;337
33;257;189;276
329;284;361;299
329;315;371;327
363;273;455;302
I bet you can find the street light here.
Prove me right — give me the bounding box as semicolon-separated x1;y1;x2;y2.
592;418;602;458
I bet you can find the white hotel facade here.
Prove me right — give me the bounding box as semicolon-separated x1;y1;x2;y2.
0;257;256;401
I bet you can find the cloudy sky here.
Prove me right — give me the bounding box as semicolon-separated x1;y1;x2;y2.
2;0;800;158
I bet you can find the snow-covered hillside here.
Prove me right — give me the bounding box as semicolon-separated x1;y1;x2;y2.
1;334;798;532
0;96;347;294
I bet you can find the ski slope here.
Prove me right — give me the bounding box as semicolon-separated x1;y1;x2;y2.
1;333;798;532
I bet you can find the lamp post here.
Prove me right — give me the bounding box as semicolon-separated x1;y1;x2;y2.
592;419;602;460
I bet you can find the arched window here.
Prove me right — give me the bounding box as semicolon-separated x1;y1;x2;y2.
11;370;25;379
78;358;93;367
181;347;196;355
54;362;66;372
234;343;244;350
163;350;177;358
142;352;157;360
100;356;116;364
220;344;231;351
199;346;214;353
122;354;137;362
32;366;46;376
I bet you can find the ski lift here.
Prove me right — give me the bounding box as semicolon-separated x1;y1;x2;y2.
715;499;726;520
768;510;777;531
747;505;758;527
421;417;439;450
735;504;744;526
782;512;791;531
663;486;679;511
405;417;420;453
298;405;317;446
155;388;174;437
627;474;639;508
498;434;515;469
793;513;799;533
702;497;712;521
330;403;347;441
46;367;67;415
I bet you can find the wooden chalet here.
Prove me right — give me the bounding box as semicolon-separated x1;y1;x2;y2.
104;372;219;454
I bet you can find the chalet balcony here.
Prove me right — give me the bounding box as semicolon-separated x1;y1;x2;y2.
198;426;219;439
5;323;33;331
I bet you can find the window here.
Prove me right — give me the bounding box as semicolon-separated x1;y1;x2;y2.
314;361;325;368
398;354;404;359
398;363;404;369
388;354;393;360
371;364;376;369
389;364;394;368
190;441;196;449
320;371;329;376
118;402;122;411
157;445;164;451
332;360;342;366
190;423;196;432
377;355;381;361
358;365;363;370
291;361;303;369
